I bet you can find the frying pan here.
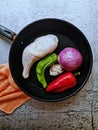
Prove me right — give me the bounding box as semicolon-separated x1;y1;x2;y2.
0;18;93;102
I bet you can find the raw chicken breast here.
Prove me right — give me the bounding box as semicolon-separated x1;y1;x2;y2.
22;34;58;78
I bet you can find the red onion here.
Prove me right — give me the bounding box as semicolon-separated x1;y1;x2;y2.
58;47;83;71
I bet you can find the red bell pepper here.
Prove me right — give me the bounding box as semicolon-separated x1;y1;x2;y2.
46;72;77;93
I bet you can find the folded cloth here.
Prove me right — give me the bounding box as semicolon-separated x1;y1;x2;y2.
0;64;31;114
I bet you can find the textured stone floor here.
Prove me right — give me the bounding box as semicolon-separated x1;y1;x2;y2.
0;0;98;130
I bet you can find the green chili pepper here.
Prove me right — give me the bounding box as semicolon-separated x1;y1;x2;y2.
36;53;58;88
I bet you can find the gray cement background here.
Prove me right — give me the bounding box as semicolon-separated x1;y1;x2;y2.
0;0;98;130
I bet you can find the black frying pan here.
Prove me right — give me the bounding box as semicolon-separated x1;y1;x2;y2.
0;18;93;102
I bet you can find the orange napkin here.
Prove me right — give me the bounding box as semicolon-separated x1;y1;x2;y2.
0;64;31;114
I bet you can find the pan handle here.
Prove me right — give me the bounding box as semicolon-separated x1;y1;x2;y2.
0;25;16;41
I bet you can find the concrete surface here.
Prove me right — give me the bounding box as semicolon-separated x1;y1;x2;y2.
0;0;98;130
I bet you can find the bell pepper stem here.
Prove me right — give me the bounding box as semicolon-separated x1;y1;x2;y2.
74;72;80;76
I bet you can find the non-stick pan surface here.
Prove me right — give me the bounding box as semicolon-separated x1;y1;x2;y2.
8;18;93;102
